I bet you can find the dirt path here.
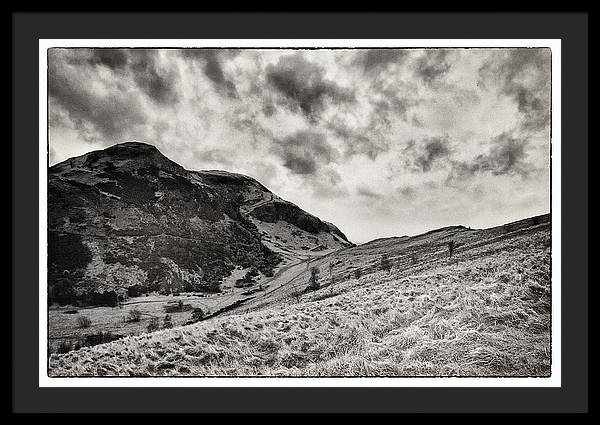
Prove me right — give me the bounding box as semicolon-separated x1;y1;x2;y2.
212;257;318;317
217;221;551;317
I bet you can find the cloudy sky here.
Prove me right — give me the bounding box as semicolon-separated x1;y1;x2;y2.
48;47;551;244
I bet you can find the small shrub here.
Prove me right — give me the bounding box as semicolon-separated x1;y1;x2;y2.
76;315;92;328
410;254;418;265
235;269;259;287
164;300;192;313
381;255;392;272
56;340;73;354
147;317;160;332
81;331;122;347
190;307;205;323
163;314;173;329
354;269;362;279
127;308;142;322
86;290;119;307
127;285;143;297
48;339;82;354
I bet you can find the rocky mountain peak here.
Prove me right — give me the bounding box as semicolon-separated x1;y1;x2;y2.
50;142;184;177
48;142;352;306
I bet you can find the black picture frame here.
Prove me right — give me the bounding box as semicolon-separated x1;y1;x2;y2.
12;12;588;413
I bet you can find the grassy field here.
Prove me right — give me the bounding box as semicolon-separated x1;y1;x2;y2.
48;290;259;354
48;216;551;376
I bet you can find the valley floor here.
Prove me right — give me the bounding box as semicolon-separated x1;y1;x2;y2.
48;218;551;377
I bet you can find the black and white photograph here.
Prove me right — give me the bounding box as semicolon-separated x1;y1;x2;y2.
42;42;556;380
10;11;590;414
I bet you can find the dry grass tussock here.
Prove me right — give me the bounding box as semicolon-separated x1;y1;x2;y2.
49;230;550;377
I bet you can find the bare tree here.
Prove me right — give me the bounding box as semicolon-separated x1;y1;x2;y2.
448;240;456;257
308;266;320;290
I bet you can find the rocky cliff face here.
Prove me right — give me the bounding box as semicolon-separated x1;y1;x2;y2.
48;142;352;306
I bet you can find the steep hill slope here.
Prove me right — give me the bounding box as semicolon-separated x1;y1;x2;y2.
48;142;352;306
229;214;551;313
48;214;551;377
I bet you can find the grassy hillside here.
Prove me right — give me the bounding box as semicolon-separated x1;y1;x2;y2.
48;215;551;377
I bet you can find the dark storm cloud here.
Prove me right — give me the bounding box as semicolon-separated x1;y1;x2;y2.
181;49;238;98
355;49;409;73
265;53;355;119
48;50;147;141
272;130;338;175
58;48;179;105
479;48;550;133
129;50;179;104
404;136;452;172
230;108;277;149
284;156;317;175
414;50;452;85
62;48;128;70
328;119;390;161
89;49;129;69
372;97;413;123
450;132;533;179
368;78;421;124
325;77;419;162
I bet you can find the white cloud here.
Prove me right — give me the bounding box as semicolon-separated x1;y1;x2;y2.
48;48;551;244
